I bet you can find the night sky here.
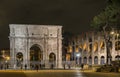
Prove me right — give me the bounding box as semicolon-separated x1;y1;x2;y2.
0;0;106;49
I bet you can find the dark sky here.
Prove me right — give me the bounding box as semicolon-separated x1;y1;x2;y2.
0;0;106;49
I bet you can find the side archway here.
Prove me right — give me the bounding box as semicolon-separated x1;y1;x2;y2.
16;52;23;67
89;56;92;65
115;55;120;60
100;56;105;65
115;41;120;51
49;53;56;62
83;57;87;64
94;56;98;64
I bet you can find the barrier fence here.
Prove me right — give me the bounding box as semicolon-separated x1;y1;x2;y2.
0;60;80;70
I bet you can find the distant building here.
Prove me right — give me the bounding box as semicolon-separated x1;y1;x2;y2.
0;49;10;63
66;29;120;65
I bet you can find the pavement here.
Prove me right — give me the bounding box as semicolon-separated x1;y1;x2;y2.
0;69;120;77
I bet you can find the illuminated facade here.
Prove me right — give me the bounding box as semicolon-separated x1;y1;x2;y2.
9;24;62;69
0;49;10;62
66;30;120;65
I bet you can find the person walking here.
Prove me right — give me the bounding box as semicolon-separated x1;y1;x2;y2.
13;64;16;70
35;64;39;72
81;63;84;71
39;64;41;69
63;64;65;69
25;64;27;70
20;64;23;70
0;64;3;70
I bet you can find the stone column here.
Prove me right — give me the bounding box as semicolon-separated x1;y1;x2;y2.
10;37;15;68
98;37;101;65
81;57;83;64
92;33;94;65
58;38;62;68
92;55;94;65
58;27;63;68
26;39;30;69
44;37;49;68
104;42;107;64
98;56;101;65
91;43;94;65
56;37;59;68
56;52;58;68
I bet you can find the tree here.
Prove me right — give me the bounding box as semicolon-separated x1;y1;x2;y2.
91;0;120;31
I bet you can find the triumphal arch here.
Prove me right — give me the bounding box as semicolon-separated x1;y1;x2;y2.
9;24;62;69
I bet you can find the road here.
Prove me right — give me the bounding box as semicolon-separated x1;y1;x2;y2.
0;70;120;77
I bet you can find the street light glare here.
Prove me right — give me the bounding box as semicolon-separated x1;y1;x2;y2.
6;56;10;60
110;31;114;35
76;53;80;57
117;33;119;36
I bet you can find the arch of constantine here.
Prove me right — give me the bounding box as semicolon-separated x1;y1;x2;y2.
9;24;62;69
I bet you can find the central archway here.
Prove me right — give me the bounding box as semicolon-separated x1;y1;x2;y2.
30;44;43;62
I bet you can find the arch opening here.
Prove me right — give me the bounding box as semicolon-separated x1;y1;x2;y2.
100;56;105;65
115;55;120;60
115;41;120;51
30;44;43;61
16;52;23;67
49;53;56;62
89;56;92;65
83;57;87;64
94;56;98;64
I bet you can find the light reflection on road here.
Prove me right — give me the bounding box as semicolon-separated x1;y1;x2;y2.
75;69;86;77
24;69;86;77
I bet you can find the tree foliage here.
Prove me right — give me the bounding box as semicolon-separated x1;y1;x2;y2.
91;0;120;31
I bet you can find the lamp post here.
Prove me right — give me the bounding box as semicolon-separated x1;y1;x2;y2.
103;25;112;65
76;53;80;65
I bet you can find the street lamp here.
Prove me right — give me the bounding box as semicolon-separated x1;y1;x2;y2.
76;53;80;64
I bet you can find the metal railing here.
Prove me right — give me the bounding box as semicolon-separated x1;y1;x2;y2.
0;60;78;70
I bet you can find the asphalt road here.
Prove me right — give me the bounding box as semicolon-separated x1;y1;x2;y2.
0;70;120;77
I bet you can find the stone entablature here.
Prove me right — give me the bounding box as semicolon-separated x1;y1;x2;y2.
9;24;62;37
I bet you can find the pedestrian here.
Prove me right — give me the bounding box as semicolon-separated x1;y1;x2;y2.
4;64;7;70
32;64;34;70
81;63;84;71
51;64;54;69
0;64;3;70
43;64;45;69
25;64;27;70
68;64;71;69
68;61;71;69
30;64;34;70
13;64;16;70
20;64;23;70
35;64;39;72
63;64;65;69
39;64;41;69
